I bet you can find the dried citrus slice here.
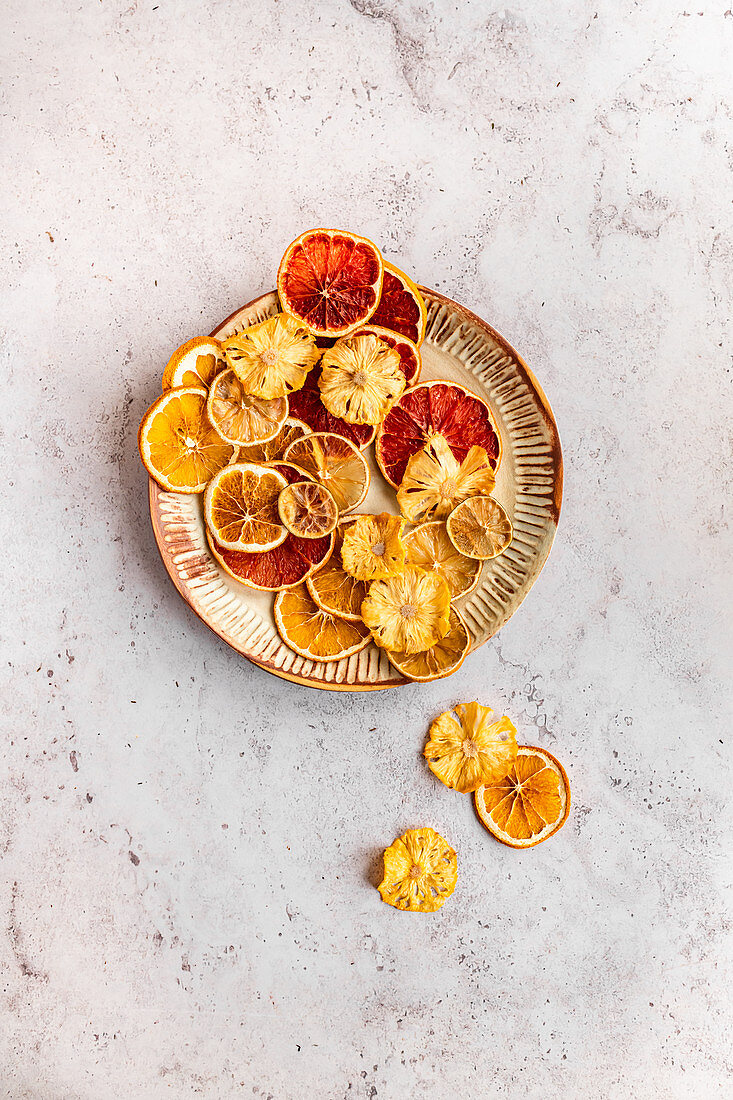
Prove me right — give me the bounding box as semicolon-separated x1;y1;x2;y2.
267;460;313;484
403;521;481;600
424;702;517;794
283;432;370;513
378;827;457;912
350;324;421;385
206;368;288;446
237;417;309;464
221;313;320;399
386;607;470;683
277;228;384;337
274;583;372;660
287;364;375;449
138;387;236;493
446;496;513;560
306;518;369;621
278;481;338;539
397;435;496;524
161;337;226;390
370;261;427;346
319;333;405;425
361;564;450;654
375;380;502;489
340;512;406;581
474;746;570;848
203;462;287;552
207;528;333;591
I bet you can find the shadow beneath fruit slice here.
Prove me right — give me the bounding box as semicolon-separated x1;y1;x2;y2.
363;846;385;889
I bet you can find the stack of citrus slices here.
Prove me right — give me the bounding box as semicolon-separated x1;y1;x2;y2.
139;228;514;681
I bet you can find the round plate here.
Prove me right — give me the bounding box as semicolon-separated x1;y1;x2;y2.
149;289;562;691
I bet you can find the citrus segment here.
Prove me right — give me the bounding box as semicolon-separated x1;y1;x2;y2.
403;521;481;600
424;701;517;793
203;462;287;552
361;565;450;654
287;364;375;449
386;607;470;683
397;435;496;523
283;432;370;513
370;262;427;346
222;313;320;398
340;512;406;581
446;496;513;560
278;481;338;539
350;324;421;385
474;746;570;848
274;584;372;660
138;387;235;493
208;528;333;591
319;334;405;425
237;417;309;464
378;827;457;912
306;519;369;621
206;368;288;446
162;337;226;390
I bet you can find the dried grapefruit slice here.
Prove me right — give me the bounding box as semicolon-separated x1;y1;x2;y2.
138;387;235;493
237;417;309;464
274;583;371;660
349;324;421;385
375;380;501;489
425;702;517;793
386;606;470;683
370;261;427;346
306;518;369;621
207;527;333;591
203;462;287;552
287;364;375;449
378;827;457;912
161;337;226;390
283;432;370;513
361;564;450;654
403;521;481;600
340;512;406;581
446;496;513;560
474;746;570;848
222;313;320;399
278;481;338;539
277;228;384;337
319;333;405;426
206;368;288;446
397;435;496;523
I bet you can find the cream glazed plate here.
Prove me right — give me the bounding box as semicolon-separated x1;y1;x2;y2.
148;288;563;691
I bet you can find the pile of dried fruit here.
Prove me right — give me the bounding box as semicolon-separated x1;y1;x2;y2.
138;228;514;680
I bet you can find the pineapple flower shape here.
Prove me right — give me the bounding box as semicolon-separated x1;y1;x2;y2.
378;827;458;912
318;333;406;425
222;313;320;399
340;512;406;581
397;433;496;523
361;564;450;654
424;701;518;793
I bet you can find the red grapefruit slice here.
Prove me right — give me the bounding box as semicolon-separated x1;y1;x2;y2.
287;363;375;449
349;324;421;385
370;261;427;346
207;528;334;591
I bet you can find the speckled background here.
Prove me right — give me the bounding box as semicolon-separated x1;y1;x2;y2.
1;2;731;1097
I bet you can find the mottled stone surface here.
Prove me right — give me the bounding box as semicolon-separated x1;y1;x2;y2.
1;2;731;1097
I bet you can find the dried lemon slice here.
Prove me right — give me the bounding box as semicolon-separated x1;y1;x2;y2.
204;462;287;552
206;368;288;446
424;702;517;793
361;564;450;654
283;431;370;513
222;313;320;399
397;434;496;523
306;518;369;621
474;746;570;848
162;337;226;390
237;417;309;464
403;521;481;600
378;827;457;912
446;496;513;560
319;333;405;425
386;607;470;683
274;583;372;660
340;512;406;581
278;481;338;539
138;387;236;493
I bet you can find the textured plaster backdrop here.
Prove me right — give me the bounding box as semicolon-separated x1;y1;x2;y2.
1;1;731;1097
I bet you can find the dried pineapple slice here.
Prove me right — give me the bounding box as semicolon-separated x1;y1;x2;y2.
378;827;457;912
319;333;406;425
397;434;496;523
222;313;320;399
424;701;518;793
340;512;406;581
361;564;450;654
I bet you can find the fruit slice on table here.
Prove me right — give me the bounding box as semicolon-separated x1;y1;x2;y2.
162;337;226;390
446;496;513;561
237;417;309;464
274;583;372;660
474;746;570;848
206;368;288;447
283;432;370;513
378;827;457;913
425;702;517;794
306;518;369;622
361;564;450;654
386;606;470;683
277;228;384;337
340;512;406;581
278;481;338;539
139;387;236;493
370;261;427;346
204;462;287;552
287;365;375;449
222;313;320;399
397;435;496;524
403;521;481;600
349;324;421;385
208;528;333;591
319;333;405;426
375;380;502;489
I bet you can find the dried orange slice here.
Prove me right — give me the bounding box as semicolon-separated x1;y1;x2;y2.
283;432;370;513
277;228;384;337
371;261;427;346
403;521;480;600
376;380;501;489
397;435;496;524
340;512;406;581
161;337;226;390
446;496;513;560
349;324;421;385
278;481;338;539
206;368;288;446
274;583;372;660
319;333;405;426
378;827;457;912
237;417;309;464
203;462;287;552
306;518;369;621
386;607;470;683
222;313;320;399
361;564;450;654
288;363;375;448
138;387;235;493
424;702;517;794
208;528;333;591
474;746;570;848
